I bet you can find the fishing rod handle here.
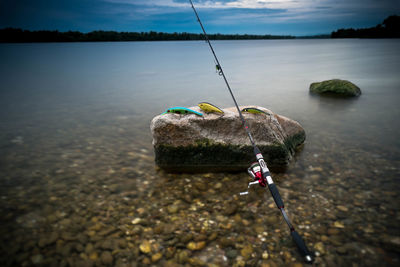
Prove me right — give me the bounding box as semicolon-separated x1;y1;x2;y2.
291;230;313;263
268;183;284;209
253;146;284;209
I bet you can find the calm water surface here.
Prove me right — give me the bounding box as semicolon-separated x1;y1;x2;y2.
0;40;399;266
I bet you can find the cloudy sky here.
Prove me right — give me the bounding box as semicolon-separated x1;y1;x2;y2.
0;0;399;36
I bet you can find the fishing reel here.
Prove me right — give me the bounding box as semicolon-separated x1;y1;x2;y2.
239;162;267;195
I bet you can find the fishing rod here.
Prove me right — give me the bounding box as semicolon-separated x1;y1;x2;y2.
188;0;313;263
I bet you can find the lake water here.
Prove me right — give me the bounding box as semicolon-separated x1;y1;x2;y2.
0;39;399;266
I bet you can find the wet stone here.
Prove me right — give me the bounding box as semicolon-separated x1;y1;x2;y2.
327;228;340;235
165;247;176;259
337;205;348;212
226;249;237;259
100;251;113;265
283;251;292;262
177;233;191;244
85;243;94;254
139;240;152;254
188;257;206;266
315;226;327;235
89;252;98;261
152;252;163;262
77;259;94;267
194;181;207;191
330;236;344;246
177;250;189;264
164;224;176;234
214;182;222;189
388;237;400;246
265;215;279;225
116;238;127;249
98;226;118;237
154;224;164;234
131;218;141;225
223;203;238;216
38;232;59;248
101;239;114;250
363;225;374;233
187;241;206;251
219;237;234;248
337;246;348;255
240;244;253;260
60;243;73;256
31;254;43;265
75;243;84;252
333;221;345;228
167;204;179;214
194;234;207;241
314;242;326;255
321;235;329;242
142;257;151;265
61;232;76;241
208;232;218;241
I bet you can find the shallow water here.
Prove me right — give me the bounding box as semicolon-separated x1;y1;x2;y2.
0;39;399;266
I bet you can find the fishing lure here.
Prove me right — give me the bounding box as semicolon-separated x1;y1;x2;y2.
198;102;224;114
242;107;271;115
162;107;203;116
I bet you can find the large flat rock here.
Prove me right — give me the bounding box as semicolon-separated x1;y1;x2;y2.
150;106;305;172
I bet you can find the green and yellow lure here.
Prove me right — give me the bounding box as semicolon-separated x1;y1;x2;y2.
241;107;270;115
198;102;224;114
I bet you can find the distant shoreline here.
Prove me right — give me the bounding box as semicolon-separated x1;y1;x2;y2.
0;28;304;43
0;15;398;43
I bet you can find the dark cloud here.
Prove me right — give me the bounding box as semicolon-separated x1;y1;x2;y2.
0;0;399;35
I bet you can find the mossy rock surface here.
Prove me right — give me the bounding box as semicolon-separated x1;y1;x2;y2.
150;106;306;172
310;79;361;97
154;141;297;172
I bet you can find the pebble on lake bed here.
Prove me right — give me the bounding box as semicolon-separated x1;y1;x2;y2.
333;221;345;228
139;240;152;254
100;251;113;265
151;252;163;262
337;205;348;212
187;241;206;251
240;244;254;260
131;218;141;225
314;242;326;255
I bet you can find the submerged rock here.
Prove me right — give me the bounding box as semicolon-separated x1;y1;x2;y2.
310;79;361;97
150;106;305;172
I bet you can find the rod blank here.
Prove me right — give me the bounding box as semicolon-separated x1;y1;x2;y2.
188;0;313;263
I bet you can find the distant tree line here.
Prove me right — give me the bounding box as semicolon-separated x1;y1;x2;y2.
1;15;398;42
331;15;400;38
0;29;295;43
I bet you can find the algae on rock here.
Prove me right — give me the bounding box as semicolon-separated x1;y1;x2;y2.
310;79;361;97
